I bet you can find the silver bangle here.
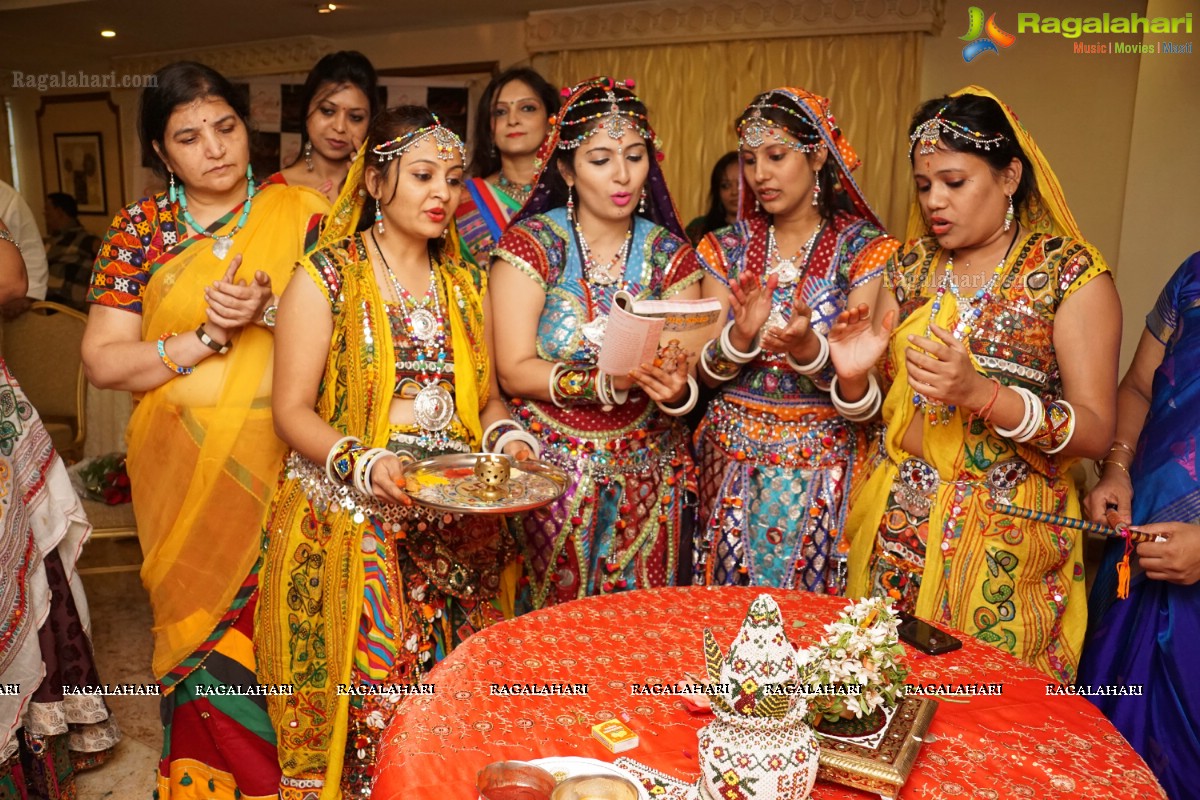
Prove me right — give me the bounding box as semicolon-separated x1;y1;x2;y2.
494;430;541;459
655;375;699;417
784;331;830;375
830;372;881;421
356;447;392;496
325;436;360;483
719;321;761;364
548;362;566;408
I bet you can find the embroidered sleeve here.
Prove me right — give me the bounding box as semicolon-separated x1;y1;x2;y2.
1054;238;1109;305
661;237;703;297
302;240;349;307
846;228;899;291
87;199;155;314
696;231;730;287
492;217;554;291
1145;256;1195;344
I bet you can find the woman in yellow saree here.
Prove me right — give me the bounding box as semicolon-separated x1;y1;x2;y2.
827;87;1120;683
81;62;328;800
256;106;532;800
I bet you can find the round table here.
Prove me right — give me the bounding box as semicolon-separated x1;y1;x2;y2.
372;587;1164;799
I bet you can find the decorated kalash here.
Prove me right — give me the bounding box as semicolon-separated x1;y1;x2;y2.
475;595;936;800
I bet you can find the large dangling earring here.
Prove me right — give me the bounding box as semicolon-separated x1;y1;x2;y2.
638;189;647;214
811;170;821;207
754;197;761;213
566;185;575;223
304;141;314;172
1003;193;1014;232
168;171;177;204
374;201;385;235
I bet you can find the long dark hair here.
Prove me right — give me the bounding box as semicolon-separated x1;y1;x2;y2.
699;151;738;234
736;90;852;221
467;66;559;178
297;50;379;159
908;93;1036;214
139;61;248;181
361;105;457;260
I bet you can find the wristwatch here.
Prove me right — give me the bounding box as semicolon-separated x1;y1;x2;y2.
261;304;278;328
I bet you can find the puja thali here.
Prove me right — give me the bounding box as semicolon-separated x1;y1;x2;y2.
400;453;568;515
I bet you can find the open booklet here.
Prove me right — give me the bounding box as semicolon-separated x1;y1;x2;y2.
596;290;723;376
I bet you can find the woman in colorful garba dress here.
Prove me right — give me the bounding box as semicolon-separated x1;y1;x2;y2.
1079;250;1200;798
80;62;329;800
454;67;558;267
490;77;702;609
828;87;1120;683
0;227;120;798
693;88;897;592
256;106;535;800
270;51;378;203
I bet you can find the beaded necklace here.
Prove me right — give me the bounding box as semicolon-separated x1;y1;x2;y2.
914;228;1018;424
173;166;255;260
371;233;455;449
496;172;533;205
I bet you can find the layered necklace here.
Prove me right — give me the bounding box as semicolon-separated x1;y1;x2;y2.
174;166;255;260
575;220;633;287
371;234;455;444
914;228;1019;424
496;171;533;205
575;220;634;352
764;221;822;331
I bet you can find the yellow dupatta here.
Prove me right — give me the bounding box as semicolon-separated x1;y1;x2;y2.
847;87;1100;678
129;182;328;680
257;148;490;798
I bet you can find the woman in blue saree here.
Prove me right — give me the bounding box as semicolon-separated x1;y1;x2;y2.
1080;250;1200;799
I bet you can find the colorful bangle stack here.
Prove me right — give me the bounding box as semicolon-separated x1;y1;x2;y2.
1029;399;1076;454
655;375;699;417
700;321;762;383
783;331;830;376
326;436;367;484
595;370;629;410
548;362;600;407
830;372;881;422
156;332;194;376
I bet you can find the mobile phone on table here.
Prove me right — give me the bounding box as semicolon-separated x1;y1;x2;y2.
897;612;963;655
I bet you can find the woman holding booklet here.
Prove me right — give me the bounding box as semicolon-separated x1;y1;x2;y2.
693;87;897;593
490;77;702;608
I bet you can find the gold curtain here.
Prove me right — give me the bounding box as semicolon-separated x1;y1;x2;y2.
534;33;923;236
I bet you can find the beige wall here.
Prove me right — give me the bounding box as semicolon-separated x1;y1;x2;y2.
1114;0;1200;371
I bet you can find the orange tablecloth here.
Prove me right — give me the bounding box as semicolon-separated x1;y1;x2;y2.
372;587;1164;799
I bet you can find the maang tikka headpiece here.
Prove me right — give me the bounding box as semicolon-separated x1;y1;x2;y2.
372;113;466;163
909;104;1007;156
556;78;654;151
737;96;824;153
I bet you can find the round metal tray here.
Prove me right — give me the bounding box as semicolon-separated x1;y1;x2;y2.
400;452;568;515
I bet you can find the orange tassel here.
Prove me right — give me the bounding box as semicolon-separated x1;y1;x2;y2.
1116;549;1132;599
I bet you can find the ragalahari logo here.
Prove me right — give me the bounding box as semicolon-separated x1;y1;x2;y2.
960;7;1017;62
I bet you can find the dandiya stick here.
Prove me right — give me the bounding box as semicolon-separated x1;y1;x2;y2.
992;503;1161;545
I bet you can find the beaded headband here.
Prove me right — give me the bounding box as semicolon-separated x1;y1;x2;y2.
737;97;824;153
909;105;1007;156
372;114;465;163
556;79;654;150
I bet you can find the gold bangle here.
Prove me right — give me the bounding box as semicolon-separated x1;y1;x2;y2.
1109;440;1136;456
1100;459;1130;476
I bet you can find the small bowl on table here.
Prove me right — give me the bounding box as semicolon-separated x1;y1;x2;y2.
550;774;640;800
476;760;557;800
